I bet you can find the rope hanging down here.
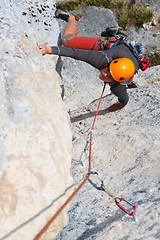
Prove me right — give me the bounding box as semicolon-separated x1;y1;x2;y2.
34;82;136;240
33;83;106;240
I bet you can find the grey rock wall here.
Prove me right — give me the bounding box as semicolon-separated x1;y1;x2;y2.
0;0;73;239
54;5;160;240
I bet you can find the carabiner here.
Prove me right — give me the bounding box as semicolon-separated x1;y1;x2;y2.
115;198;136;220
86;171;104;191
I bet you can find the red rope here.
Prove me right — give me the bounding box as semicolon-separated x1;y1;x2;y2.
33;83;106;240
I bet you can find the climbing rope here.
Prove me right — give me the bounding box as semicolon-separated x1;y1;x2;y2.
34;82;136;239
33;83;106;240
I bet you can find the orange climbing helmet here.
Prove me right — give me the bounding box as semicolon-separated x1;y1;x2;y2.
109;58;135;83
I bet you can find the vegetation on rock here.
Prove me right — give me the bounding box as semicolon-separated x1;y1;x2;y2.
56;0;153;28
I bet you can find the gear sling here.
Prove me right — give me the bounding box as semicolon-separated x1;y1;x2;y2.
66;34;151;84
91;36;151;73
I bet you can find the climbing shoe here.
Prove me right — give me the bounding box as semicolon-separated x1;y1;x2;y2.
101;26;118;37
55;9;70;22
101;27;127;38
117;28;128;38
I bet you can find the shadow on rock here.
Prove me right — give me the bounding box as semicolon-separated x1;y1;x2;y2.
76;209;127;240
70;108;110;123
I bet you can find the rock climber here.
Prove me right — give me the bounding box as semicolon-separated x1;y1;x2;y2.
38;9;141;112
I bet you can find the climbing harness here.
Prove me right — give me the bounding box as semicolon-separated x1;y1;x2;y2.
92;34;151;73
86;171;136;221
34;82;136;240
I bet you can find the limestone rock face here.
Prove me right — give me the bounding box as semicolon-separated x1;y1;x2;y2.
54;6;160;240
0;0;73;239
141;0;160;15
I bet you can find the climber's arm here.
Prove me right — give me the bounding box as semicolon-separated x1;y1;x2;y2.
38;44;52;55
107;83;129;112
38;44;110;70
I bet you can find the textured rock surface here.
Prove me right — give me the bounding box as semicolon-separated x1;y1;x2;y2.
54;6;160;240
1;1;160;239
140;0;160;17
0;0;73;239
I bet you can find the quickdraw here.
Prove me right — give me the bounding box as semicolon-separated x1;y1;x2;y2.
80;130;95;166
86;171;136;221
